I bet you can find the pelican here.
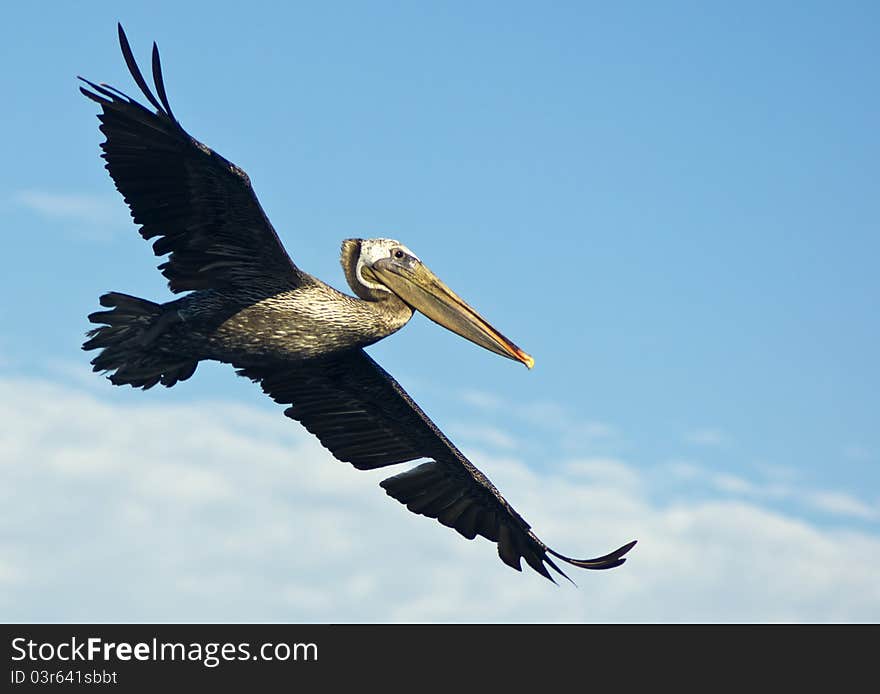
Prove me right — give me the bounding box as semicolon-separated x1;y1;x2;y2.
80;25;636;582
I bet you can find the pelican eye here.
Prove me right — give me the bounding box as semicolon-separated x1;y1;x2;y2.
393;249;405;259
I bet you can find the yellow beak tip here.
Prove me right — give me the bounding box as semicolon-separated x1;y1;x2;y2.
520;353;535;369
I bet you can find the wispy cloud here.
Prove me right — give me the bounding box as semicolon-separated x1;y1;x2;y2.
459;388;504;410
11;189;128;238
2;376;879;622
710;472;758;495
458;388;619;453
805;491;879;522
660;459;876;524
564;457;641;490
449;422;518;450
684;428;728;446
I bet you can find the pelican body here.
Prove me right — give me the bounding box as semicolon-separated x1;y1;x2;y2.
81;25;635;582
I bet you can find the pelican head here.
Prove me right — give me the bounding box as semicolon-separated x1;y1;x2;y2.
341;238;534;368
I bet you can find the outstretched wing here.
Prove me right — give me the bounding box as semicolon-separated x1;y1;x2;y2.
80;24;303;294
237;350;636;583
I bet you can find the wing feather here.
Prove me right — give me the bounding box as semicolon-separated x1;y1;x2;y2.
237;349;636;582
80;24;302;294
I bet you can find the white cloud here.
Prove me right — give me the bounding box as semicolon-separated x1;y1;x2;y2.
459;388;504;410
1;376;879;622
805;491;879;522
449;422;518;449
458;388;619;453
711;472;758;495
684;428;728;446
11;190;129;239
564;457;642;491
659;459;877;523
665;459;703;480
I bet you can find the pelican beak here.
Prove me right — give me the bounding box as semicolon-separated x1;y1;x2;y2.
368;258;534;368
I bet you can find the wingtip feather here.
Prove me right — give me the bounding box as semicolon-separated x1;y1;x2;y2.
548;539;638;571
151;40;176;120
117;22;165;114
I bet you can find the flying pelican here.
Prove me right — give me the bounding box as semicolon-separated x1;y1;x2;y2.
80;25;636;582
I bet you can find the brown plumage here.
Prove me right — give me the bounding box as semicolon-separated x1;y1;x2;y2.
81;24;636;582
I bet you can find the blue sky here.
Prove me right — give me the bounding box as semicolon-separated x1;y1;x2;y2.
1;2;878;621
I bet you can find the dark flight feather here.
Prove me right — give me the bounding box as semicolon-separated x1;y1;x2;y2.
79;23;302;295
150;42;175;120
238;350;636;583
81;24;637;582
